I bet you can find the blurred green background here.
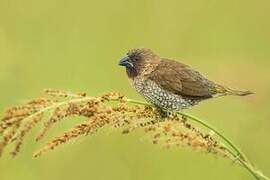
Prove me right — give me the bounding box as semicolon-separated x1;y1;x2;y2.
0;0;269;179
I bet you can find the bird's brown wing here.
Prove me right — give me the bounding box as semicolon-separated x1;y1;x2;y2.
149;58;215;98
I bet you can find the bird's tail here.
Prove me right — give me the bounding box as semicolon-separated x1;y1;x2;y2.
214;84;254;97
225;88;254;96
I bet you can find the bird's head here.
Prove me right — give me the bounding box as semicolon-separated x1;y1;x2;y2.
119;48;161;78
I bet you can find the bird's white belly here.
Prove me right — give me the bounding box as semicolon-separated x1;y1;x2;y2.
131;79;197;111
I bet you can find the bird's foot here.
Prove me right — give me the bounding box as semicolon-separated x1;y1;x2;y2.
155;107;170;119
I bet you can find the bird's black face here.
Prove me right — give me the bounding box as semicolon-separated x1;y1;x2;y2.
119;52;143;77
119;48;160;78
118;55;135;69
119;49;144;67
119;54;140;78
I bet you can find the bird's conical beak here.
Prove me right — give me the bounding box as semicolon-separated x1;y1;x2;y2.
118;55;133;68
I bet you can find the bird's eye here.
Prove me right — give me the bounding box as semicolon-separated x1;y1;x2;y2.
128;55;136;62
131;54;141;62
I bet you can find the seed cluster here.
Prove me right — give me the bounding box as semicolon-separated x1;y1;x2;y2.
0;89;231;158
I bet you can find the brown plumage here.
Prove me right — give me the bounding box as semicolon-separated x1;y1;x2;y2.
119;48;253;112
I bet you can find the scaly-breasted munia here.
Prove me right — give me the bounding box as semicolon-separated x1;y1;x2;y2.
119;48;253;112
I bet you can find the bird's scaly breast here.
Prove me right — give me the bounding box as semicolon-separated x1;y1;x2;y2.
131;78;198;111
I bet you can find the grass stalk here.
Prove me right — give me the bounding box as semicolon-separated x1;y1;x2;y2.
125;98;269;180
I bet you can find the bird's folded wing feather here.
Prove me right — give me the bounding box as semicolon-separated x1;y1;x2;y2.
149;58;214;98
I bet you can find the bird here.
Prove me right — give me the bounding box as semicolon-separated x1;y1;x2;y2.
118;48;253;113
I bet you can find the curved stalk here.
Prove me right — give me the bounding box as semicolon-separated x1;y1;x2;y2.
125;98;269;180
2;93;268;180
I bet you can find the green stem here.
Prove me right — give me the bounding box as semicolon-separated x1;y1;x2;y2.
15;95;268;180
176;112;248;160
125;98;269;180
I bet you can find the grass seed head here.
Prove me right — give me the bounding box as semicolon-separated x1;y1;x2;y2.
0;89;231;159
